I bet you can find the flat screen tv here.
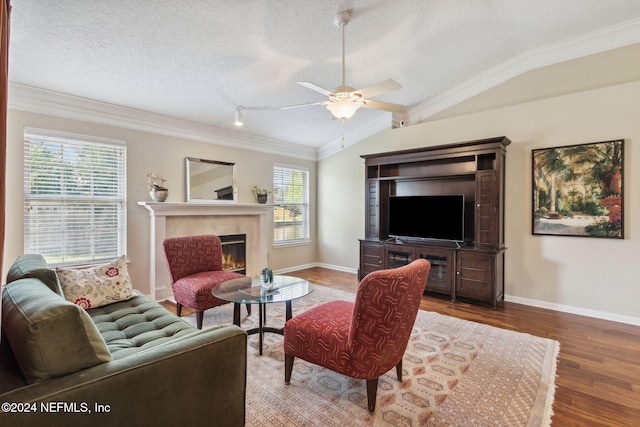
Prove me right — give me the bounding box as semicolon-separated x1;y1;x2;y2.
388;195;465;242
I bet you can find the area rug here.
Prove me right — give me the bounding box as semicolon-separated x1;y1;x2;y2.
183;285;559;427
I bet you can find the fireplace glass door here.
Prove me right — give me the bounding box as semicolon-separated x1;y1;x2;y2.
220;234;246;275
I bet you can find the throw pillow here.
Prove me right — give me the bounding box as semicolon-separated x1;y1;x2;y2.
57;255;135;309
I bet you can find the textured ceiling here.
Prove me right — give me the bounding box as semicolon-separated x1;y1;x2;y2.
8;0;640;156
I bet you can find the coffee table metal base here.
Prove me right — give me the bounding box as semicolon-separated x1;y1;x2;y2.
232;301;293;355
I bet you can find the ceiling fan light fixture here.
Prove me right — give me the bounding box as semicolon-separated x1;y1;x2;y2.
281;9;404;120
327;100;363;120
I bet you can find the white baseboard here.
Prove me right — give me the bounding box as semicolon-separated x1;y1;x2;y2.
273;263;319;275
150;286;169;301
161;262;640;327
274;263;358;275
505;295;640;326
313;263;358;274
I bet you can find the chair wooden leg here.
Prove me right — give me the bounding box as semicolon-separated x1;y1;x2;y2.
284;354;294;384
246;304;251;316
396;359;403;381
366;378;379;413
176;303;182;317
196;311;204;329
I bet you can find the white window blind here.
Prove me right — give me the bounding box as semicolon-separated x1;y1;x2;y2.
273;165;309;243
24;128;127;266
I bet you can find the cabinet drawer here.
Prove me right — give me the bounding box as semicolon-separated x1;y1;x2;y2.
362;242;383;258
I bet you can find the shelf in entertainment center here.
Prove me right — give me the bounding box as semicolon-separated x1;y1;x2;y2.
375;172;477;181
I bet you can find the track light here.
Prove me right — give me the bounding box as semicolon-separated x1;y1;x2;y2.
234;107;244;126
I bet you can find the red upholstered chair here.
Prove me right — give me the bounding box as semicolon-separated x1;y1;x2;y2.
284;258;431;413
163;235;250;329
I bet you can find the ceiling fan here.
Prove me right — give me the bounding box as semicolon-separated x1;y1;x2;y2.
281;9;405;120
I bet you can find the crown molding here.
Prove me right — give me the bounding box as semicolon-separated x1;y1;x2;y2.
407;17;640;124
8;82;319;161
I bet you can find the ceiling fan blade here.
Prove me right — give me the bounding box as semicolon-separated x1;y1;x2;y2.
279;101;329;110
297;81;335;97
362;99;405;113
354;79;402;99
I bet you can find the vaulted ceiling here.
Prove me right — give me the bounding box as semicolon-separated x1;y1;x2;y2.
8;1;640;159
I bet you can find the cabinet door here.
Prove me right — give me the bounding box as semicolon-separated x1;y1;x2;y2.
475;170;498;248
365;180;379;238
386;245;415;270
359;241;384;280
417;248;454;297
456;251;494;302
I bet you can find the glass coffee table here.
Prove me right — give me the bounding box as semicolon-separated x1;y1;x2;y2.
213;275;314;355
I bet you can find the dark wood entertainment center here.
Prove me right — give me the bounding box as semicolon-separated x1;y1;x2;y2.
359;136;510;309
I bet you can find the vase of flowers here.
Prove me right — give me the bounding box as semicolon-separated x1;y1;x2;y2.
148;172;168;202
252;185;271;204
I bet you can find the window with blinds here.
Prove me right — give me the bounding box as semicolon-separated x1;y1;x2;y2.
273;165;309;244
24;128;127;266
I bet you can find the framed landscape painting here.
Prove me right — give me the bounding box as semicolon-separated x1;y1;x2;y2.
532;139;624;238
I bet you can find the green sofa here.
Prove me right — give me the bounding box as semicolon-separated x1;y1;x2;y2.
0;255;247;426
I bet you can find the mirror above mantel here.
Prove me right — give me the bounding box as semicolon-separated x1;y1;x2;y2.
186;157;236;202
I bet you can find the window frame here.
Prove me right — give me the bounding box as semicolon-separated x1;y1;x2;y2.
273;164;310;246
23;127;127;267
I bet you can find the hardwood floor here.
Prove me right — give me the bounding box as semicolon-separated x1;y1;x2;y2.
285;267;640;427
163;266;640;426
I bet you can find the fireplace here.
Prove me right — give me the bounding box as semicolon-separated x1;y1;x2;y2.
138;202;270;300
220;234;246;274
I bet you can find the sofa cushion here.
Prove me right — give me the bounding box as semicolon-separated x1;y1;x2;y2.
5;254;64;296
56;255;135;309
2;278;112;384
89;292;198;360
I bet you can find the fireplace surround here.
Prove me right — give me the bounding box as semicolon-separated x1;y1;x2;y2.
138;202;270;300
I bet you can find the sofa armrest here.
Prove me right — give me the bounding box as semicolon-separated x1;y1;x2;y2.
0;325;247;427
5;254;63;296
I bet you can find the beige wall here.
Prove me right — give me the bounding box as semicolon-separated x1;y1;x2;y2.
5;80;639;323
4;110;317;294
318;80;640;323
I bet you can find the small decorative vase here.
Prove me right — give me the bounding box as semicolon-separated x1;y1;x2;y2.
150;187;169;202
256;193;268;204
260;268;274;291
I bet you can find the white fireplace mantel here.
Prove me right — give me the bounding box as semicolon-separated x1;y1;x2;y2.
138;202;271;300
